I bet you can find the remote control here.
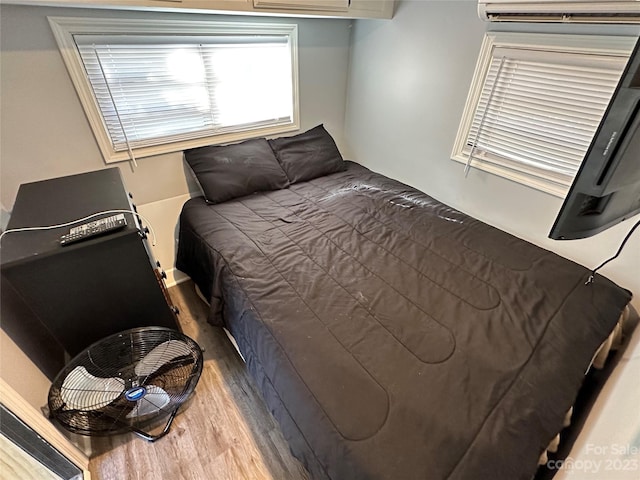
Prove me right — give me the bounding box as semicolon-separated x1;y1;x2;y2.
60;214;127;246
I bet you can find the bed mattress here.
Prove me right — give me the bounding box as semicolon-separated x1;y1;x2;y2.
176;161;631;480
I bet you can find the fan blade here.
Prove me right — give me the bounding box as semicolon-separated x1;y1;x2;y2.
125;385;171;418
135;340;193;377
60;366;125;411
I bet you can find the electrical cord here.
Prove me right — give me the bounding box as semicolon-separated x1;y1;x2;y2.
586;217;640;285
0;209;157;246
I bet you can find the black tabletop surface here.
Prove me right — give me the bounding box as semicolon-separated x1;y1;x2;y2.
2;168;138;265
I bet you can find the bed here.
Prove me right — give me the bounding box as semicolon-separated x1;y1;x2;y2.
176;126;632;480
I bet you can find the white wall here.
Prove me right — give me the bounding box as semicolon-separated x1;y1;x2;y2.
0;330;51;409
344;1;640;477
0;4;352;283
0;4;351;405
344;0;640;313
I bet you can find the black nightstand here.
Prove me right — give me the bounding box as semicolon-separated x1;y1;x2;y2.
1;168;179;379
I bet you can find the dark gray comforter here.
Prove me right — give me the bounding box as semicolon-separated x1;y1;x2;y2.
177;161;631;480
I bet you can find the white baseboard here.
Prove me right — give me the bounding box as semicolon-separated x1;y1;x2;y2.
165;268;190;288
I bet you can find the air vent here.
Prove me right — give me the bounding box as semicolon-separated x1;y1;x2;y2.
478;1;640;24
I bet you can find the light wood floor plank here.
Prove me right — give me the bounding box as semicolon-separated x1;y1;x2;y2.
89;281;308;480
0;434;63;480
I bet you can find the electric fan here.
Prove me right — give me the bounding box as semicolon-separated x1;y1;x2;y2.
48;327;203;442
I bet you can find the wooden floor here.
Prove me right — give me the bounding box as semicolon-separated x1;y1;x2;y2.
89;281;309;480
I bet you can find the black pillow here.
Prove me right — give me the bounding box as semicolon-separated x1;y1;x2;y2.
268;125;346;184
184;138;290;204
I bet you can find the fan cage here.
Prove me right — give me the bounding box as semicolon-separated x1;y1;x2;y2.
48;327;203;440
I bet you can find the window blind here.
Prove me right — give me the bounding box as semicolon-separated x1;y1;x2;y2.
464;46;627;196
74;35;294;153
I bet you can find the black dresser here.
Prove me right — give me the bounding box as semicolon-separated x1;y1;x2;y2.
1;168;179;379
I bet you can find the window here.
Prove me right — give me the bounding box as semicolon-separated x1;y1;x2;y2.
49;17;299;163
451;33;636;197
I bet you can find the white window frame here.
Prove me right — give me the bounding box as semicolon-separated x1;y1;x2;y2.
49;16;300;164
451;32;636;197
